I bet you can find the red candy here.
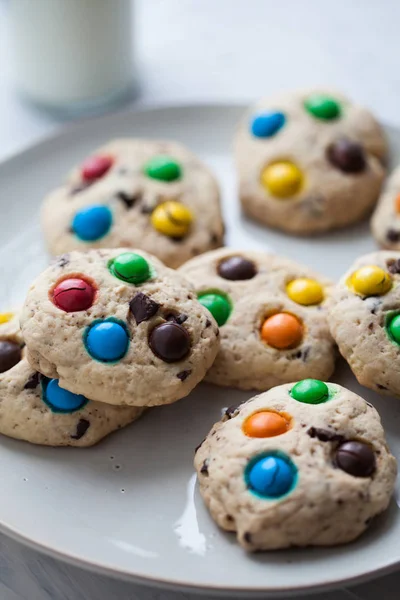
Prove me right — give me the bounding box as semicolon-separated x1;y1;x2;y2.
81;155;113;181
52;278;96;312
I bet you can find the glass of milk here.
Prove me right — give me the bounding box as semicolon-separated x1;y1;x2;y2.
10;0;135;115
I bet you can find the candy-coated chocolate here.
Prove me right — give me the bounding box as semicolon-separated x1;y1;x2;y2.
335;441;376;478
304;94;341;120
286;278;324;306
243;411;291;438
349;265;392;296
0;312;14;324
261;313;303;349
53;278;96;312
246;453;297;498
143;156;182;182
387;314;400;345
85;320;129;362
327;139;366;173
395;194;400;214
251;111;286;138
72;205;112;241
149;322;190;363
198;292;231;326
0;341;21;373
291;379;329;404
151;201;193;238
81;155;113;181
110;252;151;284
261;161;303;198
43;378;87;413
217;256;257;280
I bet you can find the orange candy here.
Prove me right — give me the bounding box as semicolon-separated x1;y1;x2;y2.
395;194;400;213
261;312;303;349
243;411;291;438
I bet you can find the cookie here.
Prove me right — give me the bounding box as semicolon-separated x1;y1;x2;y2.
371;165;400;248
235;88;387;234
41;139;224;268
0;309;24;374
195;380;396;550
179;248;335;390
21;249;219;407
0;320;143;447
329;250;400;396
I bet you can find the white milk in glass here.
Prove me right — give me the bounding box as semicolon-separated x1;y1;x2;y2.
10;0;134;113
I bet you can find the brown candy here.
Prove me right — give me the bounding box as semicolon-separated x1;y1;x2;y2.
149;322;191;363
217;256;257;280
0;341;22;373
327;138;366;173
334;441;376;477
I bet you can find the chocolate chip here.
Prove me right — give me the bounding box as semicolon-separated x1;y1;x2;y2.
177;369;191;381
166;313;188;325
225;405;239;419
368;322;374;331
129;292;160;325
195;438;206;453
200;459;209;475
149;322;191;363
387;258;400;274
141;205;153;214
0;341;21;373
377;383;388;390
24;371;41;390
57;254;70;268
210;233;220;244
205;319;211;328
218;256;257;281
366;402;373;408
327;138;366;173
387;229;400;243
117;191;140;209
226;515;233;522
334;441;376;477
243;532;252;543
307;427;345;443
70;419;90;440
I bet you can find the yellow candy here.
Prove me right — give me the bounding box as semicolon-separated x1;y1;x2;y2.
261;161;303;198
151;201;193;238
348;265;392;296
0;312;14;325
286;278;324;306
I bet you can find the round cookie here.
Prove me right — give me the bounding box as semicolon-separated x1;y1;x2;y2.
41;139;224;268
179;248;335;390
0;320;143;447
235;88;387;234
329;250;400;397
21;249;220;407
371;165;400;248
195;380;396;550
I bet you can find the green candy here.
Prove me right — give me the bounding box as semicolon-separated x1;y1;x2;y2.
291;379;330;404
304;95;341;120
388;314;400;344
198;292;231;327
110;252;151;284
144;155;182;182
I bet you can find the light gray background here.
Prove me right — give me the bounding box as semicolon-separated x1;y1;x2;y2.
0;1;399;599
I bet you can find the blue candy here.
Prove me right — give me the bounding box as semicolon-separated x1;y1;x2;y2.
246;452;297;499
85;319;129;362
250;112;286;138
72;205;112;242
43;378;87;413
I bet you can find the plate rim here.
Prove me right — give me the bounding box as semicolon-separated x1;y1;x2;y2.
0;101;399;596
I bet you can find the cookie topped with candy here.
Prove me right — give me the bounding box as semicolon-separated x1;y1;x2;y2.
0;311;144;447
41;139;224;268
195;381;396;550
20;249;220;407
179;248;335;390
235;88;387;234
329;250;400;397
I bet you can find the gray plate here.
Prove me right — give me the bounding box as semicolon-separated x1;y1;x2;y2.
0;104;399;597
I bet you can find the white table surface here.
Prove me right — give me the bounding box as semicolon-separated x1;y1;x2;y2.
0;1;399;598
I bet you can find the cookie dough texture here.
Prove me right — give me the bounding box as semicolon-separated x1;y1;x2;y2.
371;166;400;249
195;383;396;550
235;88;387;234
329;251;400;396
180;248;335;390
21;249;219;407
41;139;224;268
